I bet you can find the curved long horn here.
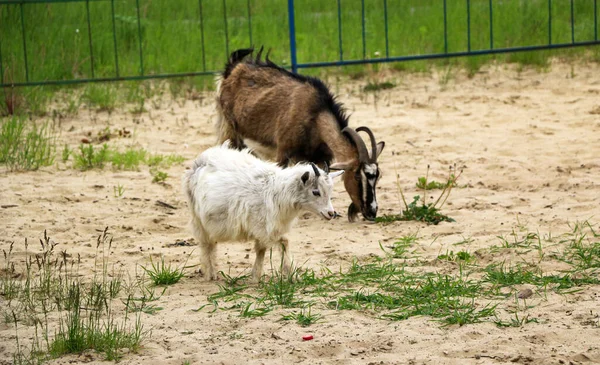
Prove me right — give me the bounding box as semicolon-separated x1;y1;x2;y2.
342;127;369;163
323;161;330;174
310;162;320;177
356;126;378;162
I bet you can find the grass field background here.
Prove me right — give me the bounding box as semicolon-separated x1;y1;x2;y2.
1;0;599;83
0;0;599;115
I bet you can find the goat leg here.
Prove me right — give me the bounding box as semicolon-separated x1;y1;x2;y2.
200;241;219;281
347;203;359;223
252;240;267;282
279;237;292;275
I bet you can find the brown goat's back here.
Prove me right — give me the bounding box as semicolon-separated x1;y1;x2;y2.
216;50;349;165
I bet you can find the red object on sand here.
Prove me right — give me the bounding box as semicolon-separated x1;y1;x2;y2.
302;335;314;341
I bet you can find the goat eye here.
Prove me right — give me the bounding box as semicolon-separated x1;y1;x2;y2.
312;190;321;196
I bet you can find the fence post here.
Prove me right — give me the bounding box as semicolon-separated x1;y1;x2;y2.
287;0;298;73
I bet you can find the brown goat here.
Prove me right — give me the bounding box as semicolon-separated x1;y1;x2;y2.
216;48;385;222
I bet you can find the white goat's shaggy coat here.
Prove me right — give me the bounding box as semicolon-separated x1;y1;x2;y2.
182;142;342;281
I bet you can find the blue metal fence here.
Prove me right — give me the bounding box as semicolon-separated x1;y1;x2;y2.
287;0;600;73
1;0;599;87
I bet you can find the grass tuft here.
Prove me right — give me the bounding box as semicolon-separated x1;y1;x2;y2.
142;255;186;286
2;229;148;362
0;117;56;171
363;81;396;92
377;165;461;225
281;306;322;327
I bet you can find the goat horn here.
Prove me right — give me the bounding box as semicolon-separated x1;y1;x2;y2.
310;162;320;177
356;126;378;162
255;46;264;62
342;127;369;163
324;161;330;173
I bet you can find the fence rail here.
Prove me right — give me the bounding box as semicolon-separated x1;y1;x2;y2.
1;0;599;88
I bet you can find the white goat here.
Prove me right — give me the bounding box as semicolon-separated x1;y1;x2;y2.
182;142;343;282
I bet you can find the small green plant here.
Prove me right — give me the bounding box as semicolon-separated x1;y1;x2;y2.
3;229;147;363
61;144;72;162
74;143;110;170
110;147;147;170
377;165;462;225
82;84;118;112
416;175;457;190
239;302;272;318
113;184;125;198
363;81;395;92
151;169;168;183
281;306;321;327
377;195;455;225
383;232;419;259
437;250;474;263
123;285;166;315
0;117;56;171
147;153;185;168
142;255;187;286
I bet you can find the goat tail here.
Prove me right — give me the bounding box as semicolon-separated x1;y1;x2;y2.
182;153;208;213
222;47;254;79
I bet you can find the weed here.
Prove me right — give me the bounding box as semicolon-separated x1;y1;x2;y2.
73;143;110;170
239;302;272;318
437;250;474;263
82;85;118;112
377;195;456;225
142;255;187;286
281;306;322;327
146;154;185;168
377;165;462;225
560;221;600;271
201;223;600;330
61;144;71;163
260;270;303;307
383;232;419;259
363;81;395;92
442;302;497;326
0;117;56;171
416;176;457;190
439;65;455;89
151;169;168;184
113;184;125;198
496;229;540;249
123;282;166;315
110;148;147;171
2;229;147;362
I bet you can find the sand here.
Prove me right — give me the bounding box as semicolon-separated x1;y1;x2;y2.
1;60;600;365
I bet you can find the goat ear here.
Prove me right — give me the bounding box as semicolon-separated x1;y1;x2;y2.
301;171;310;185
329;161;354;171
375;142;385;158
329;170;344;179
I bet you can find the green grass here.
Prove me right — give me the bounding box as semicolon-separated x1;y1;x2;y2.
281;306;322;327
142;255;187;286
377;165;461;225
199;221;600;328
0;117;56;171
150;169;168;184
73;143;111;170
437;250;474;263
2;229;148;364
416;175;458;190
82;84;118;112
0;117;184;175
1;0;599;115
70;143;183;173
363;81;395;92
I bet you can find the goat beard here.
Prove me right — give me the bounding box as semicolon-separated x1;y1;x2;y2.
347;203;359;222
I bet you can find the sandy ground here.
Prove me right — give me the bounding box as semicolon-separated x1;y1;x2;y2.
1;60;600;365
